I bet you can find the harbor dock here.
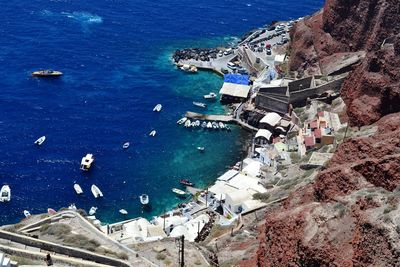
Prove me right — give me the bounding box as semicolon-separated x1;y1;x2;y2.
185;111;234;122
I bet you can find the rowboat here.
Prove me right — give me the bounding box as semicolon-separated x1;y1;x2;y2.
153;104;162;112
74;184;83;194
34;136;46;146
140;194;149;205
91;184;103;198
172;188;186;196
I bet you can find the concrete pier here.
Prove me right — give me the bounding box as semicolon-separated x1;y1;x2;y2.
185;111;234;122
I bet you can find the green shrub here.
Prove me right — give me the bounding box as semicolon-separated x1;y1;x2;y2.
253;193;270;202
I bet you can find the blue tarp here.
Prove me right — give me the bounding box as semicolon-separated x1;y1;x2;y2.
223;74;249;85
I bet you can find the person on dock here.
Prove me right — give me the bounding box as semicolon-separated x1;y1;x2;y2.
45;253;53;266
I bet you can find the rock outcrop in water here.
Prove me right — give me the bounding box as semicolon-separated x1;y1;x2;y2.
254;0;400;266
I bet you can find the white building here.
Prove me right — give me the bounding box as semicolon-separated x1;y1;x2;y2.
0;253;10;267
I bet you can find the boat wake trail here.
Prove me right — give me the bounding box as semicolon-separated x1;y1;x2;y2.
61;11;103;24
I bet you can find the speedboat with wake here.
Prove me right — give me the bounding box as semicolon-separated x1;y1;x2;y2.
0;185;11;202
32;70;62;77
153;104;162;112
34;136;46;146
193;102;207;108
179;179;194;187
91;184;103;198
140;194;149;205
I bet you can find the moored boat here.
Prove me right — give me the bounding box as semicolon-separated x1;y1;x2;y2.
153;104;162;112
177;117;187;125
212;122;218;129
80;154;94;171
74;183;83;195
140;194;149;205
218;122;225;129
123;142;130;149
180;64;198;73
184;119;191;128
119;209;128;215
34;136;46;146
0;185;11;202
207;122;212;129
197;146;205;152
91;184;103;198
193;101;207;108
23;210;31;218
172;188;186;196
32;70;63;77
195;120;200;127
47;208;57;215
179;179;194;187
201;121;207;128
203;92;217;100
149;130;157;137
68;204;77;210
89;206;97;215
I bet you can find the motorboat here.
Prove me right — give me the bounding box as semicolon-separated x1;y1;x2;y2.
34;136;46;146
195;120;200;127
218;122;225;129
212;122;219;129
89;206;97;215
201;121;207;128
193;102;207;108
177;117;187;125
149;130;157;137
23;210;31;218
32;70;62;77
123;142;130;149
191;121;196;127
74;183;83;194
204;92;217;100
80;154;94;171
172;188;186;196
207;122;212;129
47;208;57;215
197;146;205;152
180;64;198;73
153;104;162;112
91;184;103;198
184;119;191;128
140;194;149;205
179;179;194;187
119;209;128;215
0;185;11;202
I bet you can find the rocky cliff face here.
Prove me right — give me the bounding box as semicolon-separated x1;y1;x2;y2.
254;0;400;266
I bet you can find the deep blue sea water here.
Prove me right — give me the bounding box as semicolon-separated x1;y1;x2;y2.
0;0;324;225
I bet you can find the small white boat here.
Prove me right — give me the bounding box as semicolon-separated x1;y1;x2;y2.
197;146;205;152
80;154;94;171
218;122;225;129
91;184;103;198
74;184;83;194
207;122;212;129
153;104;162;112
195;120;200;127
204;92;217;99
180;64;198;73
123;142;130;149
68;204;77;210
193;102;207;108
177;117;187;125
23;210;31;218
140;194;149;205
119;209;128;215
172;188;186;196
191;121;196;127
201;121;207;128
149;130;157;137
212;122;219;129
34;136;46;146
185;119;191;128
89;206;97;215
0;185;11;202
32;70;62;77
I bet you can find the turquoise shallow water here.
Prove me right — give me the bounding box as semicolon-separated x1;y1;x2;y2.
0;0;323;224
